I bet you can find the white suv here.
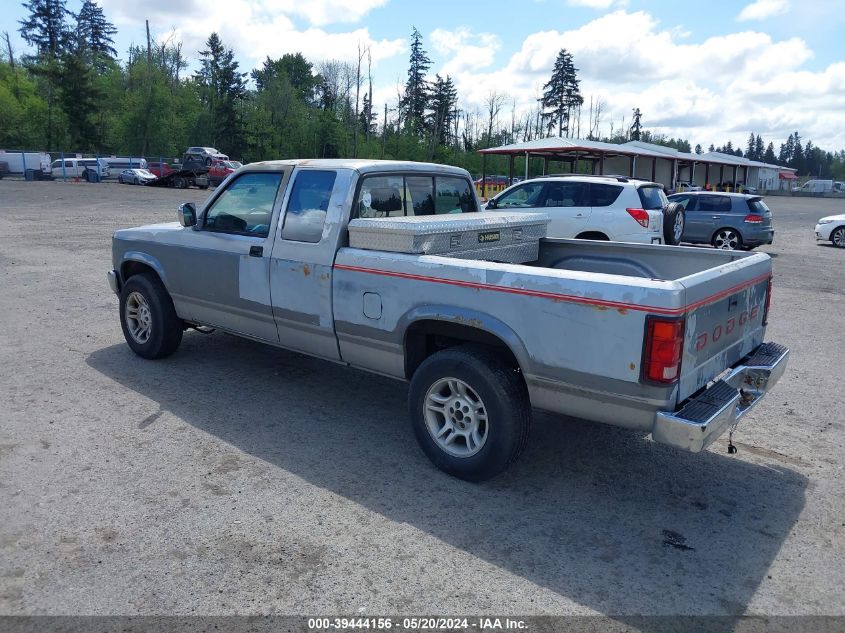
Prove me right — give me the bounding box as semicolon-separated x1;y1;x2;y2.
484;175;683;245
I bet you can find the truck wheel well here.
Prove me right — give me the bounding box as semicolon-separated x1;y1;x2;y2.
404;320;520;379
121;261;160;285
575;231;610;241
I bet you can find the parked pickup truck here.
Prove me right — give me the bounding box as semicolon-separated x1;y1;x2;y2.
108;159;789;481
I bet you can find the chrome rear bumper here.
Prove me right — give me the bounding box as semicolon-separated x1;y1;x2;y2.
652;342;789;452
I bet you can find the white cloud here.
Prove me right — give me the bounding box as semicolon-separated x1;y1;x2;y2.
99;0;404;70
566;0;627;8
737;0;790;21
430;28;500;76
260;0;389;26
429;10;845;150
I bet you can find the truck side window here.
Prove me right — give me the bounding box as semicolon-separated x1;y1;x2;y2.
282;170;337;243
205;172;282;237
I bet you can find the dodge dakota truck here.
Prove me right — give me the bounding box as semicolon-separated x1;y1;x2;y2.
108;160;789;481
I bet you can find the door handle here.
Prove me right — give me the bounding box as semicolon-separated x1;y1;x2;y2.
249;245;263;257
712;216;721;220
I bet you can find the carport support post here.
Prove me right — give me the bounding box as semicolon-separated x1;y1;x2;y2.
21;152;26;177
651;157;657;183
507;154;514;185
481;153;487;199
629;155;635;177
524;151;529;181
542;156;549;175
96;152;100;180
705;163;710;188
719;165;724;189
733;165;738;191
573;152;579;174
61;150;66;181
599;152;605;175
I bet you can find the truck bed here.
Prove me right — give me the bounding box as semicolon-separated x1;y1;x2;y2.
333;237;771;428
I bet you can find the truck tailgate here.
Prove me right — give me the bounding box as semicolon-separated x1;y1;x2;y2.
677;253;772;403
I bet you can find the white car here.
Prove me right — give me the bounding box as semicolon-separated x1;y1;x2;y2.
484;175;683;245
676;181;702;192
815;214;845;248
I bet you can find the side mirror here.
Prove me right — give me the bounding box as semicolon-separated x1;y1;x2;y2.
179;202;197;227
486;198;498;210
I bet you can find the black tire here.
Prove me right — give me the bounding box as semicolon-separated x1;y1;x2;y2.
173;177;185;189
832;227;845;248
408;345;531;482
205;157;212;166
83;170;91;182
199;184;209;190
662;202;685;245
712;227;743;250
119;273;183;359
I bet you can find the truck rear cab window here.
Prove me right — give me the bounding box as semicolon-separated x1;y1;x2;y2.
205;172;282;237
356;175;478;218
282;170;337;243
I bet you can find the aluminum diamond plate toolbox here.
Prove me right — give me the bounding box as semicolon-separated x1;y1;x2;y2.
347;212;548;263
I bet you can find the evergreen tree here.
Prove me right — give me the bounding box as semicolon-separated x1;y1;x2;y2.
401;27;430;137
539;48;583;138
764;142;776;164
708;143;715;152
426;74;457;148
724;140;733;154
746;132;755;158
74;0;116;72
19;0;70;58
791;132;804;173
57;34;100;149
754;134;764;161
630;107;643;141
18;0;71;149
695;143;702;154
196;32;247;154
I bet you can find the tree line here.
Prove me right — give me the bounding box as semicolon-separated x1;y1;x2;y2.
1;0;844;180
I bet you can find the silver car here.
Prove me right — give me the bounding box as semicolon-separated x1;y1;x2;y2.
667;192;774;250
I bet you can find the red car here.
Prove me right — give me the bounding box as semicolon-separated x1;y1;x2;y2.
208;159;242;186
147;162;174;178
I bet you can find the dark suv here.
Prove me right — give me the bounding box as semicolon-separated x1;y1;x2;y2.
667;192;774;250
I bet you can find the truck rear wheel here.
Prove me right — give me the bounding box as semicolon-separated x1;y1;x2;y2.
119;273;183;359
408;345;531;481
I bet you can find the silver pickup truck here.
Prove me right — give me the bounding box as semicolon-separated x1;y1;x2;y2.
108;159;789;481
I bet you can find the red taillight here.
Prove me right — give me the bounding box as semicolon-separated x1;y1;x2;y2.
626;208;650;228
642;317;685;384
763;276;773;325
744;214;764;224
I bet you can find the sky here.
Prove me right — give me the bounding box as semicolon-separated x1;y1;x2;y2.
3;0;845;152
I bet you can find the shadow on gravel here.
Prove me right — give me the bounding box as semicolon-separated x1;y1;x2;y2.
87;334;807;618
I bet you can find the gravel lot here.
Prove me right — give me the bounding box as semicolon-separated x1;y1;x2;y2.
1;180;843;617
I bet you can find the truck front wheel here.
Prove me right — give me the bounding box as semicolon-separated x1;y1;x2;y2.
408;345;531;481
119;273;183;359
